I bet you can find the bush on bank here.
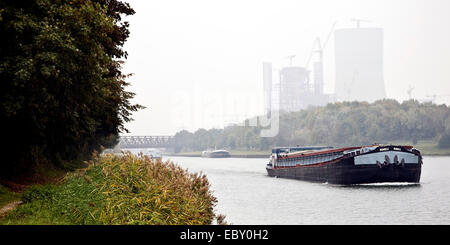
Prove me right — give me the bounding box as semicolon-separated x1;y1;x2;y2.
0;153;223;225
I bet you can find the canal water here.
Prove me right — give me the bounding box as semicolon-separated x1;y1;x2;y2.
130;150;450;224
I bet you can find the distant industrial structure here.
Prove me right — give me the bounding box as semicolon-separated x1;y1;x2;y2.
262;62;272;114
334;25;386;102
263;60;333;113
263;20;387;113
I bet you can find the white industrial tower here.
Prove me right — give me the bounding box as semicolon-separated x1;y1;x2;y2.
334;21;386;102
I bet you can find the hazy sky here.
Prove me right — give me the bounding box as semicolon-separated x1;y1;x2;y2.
121;0;450;136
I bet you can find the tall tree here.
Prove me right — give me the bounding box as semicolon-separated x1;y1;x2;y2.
0;0;142;177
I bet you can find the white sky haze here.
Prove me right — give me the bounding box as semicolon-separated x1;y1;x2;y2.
121;0;450;135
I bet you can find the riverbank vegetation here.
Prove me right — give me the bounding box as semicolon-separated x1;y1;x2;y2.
0;0;227;224
0;0;226;225
0;0;142;183
173;100;450;155
0;153;224;225
0;185;21;208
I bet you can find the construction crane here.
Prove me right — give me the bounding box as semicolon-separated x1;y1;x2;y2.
305;21;338;69
407;85;414;100
284;55;296;66
305;21;338;95
351;18;371;28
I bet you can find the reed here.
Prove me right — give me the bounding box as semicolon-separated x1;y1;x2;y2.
0;152;224;225
96;152;218;224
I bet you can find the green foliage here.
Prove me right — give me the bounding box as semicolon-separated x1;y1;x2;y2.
0;0;142;176
0;185;21;207
2;165;106;224
174;100;450;151
96;153;218;225
21;184;56;203
438;132;450;149
0;154;221;225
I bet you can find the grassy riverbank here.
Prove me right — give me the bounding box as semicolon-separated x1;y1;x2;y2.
0;153;224;225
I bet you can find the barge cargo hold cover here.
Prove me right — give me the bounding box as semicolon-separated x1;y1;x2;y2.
266;145;422;185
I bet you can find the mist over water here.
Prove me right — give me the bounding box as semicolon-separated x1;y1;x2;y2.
157;155;450;225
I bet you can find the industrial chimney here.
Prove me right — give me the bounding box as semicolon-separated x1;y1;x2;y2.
263;62;272;114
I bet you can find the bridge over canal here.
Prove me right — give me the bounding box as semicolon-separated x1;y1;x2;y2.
118;136;174;149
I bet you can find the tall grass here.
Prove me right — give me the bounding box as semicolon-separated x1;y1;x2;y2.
0;152;224;225
96;152;218;224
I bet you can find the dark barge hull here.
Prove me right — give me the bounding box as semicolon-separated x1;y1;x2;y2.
266;157;422;185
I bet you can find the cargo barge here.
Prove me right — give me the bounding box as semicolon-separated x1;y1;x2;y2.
201;149;231;158
266;145;422;185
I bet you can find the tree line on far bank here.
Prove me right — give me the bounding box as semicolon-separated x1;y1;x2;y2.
173;99;450;152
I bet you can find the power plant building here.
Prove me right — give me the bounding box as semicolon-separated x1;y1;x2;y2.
279;66;310;112
334;27;386;102
263;24;384;113
268;65;332;113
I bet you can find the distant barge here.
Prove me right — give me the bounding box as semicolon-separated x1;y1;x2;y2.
201;149;231;158
266;145;422;185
